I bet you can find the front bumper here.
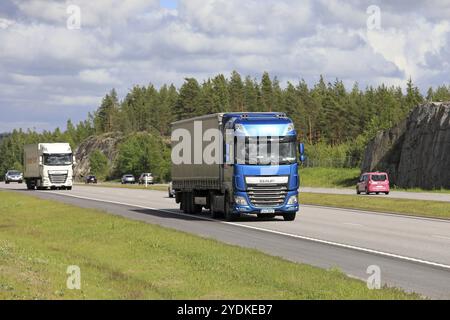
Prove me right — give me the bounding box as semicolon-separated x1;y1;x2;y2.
6;177;22;182
41;177;73;187
232;190;299;215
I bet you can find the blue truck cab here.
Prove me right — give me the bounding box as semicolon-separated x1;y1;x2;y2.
171;112;305;222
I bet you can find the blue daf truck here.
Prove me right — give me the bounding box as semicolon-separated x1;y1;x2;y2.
171;113;305;221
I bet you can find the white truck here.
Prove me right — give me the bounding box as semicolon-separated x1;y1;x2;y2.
24;143;75;190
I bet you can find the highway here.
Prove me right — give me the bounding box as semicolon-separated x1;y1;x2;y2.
1;183;450;299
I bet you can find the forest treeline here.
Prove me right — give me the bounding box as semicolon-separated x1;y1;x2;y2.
1;71;450;178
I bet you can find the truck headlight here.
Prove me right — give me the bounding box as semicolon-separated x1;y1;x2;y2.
287;195;298;205
235;196;248;206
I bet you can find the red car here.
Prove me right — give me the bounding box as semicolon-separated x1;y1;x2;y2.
356;172;390;195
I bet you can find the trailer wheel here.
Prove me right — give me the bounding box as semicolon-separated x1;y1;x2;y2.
181;193;188;213
210;201;222;219
188;192;202;214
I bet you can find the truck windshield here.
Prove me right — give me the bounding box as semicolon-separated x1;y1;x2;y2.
236;136;297;165
43;154;72;166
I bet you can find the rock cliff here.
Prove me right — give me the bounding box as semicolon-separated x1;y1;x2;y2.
361;102;450;189
74;132;123;180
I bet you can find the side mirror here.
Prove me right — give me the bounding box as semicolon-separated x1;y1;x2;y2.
299;143;305;156
299;143;306;163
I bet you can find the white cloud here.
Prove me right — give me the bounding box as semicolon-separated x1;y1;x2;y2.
365;19;450;79
0;0;450;132
10;73;42;85
49;94;103;106
79;69;121;85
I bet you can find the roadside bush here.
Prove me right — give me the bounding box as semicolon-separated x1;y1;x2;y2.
114;133;170;182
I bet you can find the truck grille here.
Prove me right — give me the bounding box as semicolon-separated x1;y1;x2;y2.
49;174;68;184
247;184;288;207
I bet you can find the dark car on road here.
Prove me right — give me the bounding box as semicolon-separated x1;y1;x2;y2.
85;175;98;184
4;170;23;184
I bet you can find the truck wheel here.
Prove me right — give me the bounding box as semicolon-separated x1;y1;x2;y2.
181;193;189;213
188;192;202;214
224;195;237;222
283;212;296;221
66;187;72;191
5;181;9;184
356;188;361;195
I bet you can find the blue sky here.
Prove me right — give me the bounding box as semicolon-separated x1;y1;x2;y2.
160;0;178;10
0;0;449;132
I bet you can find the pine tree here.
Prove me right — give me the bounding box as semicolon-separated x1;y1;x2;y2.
174;78;202;120
229;71;244;111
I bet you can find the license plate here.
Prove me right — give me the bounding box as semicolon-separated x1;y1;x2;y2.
261;209;275;214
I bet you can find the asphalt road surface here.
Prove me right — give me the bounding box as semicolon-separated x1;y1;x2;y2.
1;183;450;299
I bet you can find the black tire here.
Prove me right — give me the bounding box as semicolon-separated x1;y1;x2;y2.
385;192;389;195
180;193;187;213
5;181;9;184
189;192;202;214
182;193;189;213
365;188;370;195
224;195;237;221
283;212;296;221
210;196;222;219
356;188;361;195
67;187;72;191
376;192;380;195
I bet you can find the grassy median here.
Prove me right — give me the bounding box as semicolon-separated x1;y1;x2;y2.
301;193;450;220
76;182;168;192
300;168;360;188
0;191;419;300
300;168;450;193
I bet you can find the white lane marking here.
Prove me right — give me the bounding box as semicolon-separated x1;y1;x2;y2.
432;235;450;241
42;191;450;271
342;223;364;227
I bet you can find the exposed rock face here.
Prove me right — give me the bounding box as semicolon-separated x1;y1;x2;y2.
74;132;123;180
361;102;450;189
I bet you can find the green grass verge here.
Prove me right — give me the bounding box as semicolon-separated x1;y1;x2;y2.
0;191;418;300
76;182;168;192
301;193;450;220
300;168;450;193
300;168;360;188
